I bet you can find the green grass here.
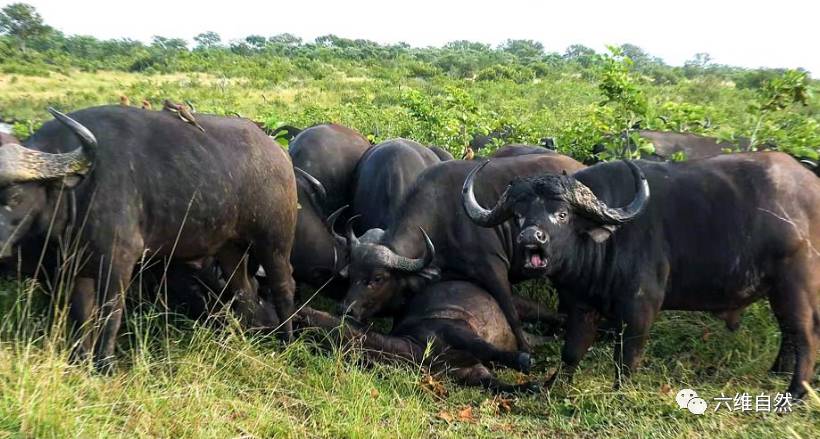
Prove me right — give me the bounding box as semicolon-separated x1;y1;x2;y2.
0;276;817;438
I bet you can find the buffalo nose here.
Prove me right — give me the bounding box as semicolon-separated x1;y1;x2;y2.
518;226;549;245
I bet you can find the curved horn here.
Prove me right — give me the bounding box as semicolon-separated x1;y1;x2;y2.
294;167;327;205
375;227;435;272
345;215;361;249
570;160;649;225
327;205;347;242
0;109;97;185
48;107;98;160
461;160;514;227
799;159;817;169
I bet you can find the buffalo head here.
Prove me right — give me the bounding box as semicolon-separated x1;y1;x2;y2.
0;108;97;259
293;167;350;282
461;160;649;275
339;218;436;321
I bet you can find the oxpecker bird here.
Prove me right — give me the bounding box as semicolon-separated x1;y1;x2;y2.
163;99;205;133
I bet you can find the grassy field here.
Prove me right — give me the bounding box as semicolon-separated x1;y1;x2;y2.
0;275;818;438
0;69;818;438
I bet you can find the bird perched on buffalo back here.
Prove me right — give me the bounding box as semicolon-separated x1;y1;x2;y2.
120;95;130;106
141;100;152;110
163;99;205;133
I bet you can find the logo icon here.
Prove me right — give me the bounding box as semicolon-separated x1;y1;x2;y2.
687;397;708;415
676;388;708;415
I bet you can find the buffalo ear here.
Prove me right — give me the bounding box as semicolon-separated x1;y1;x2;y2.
338;265;349;278
586;225;617;243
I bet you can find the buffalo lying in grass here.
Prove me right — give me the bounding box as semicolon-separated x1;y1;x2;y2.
298;281;558;393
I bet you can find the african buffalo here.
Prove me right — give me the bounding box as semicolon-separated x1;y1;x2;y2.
287;124;370;295
491;144;554;158
0;132;17;146
429;145;454;161
0;105;298;369
288;123;371;212
463;152;820;397
270;124;303;142
298;281;541;393
351;138;442;232
340;154;585;352
589;130;762;164
470;126;513;151
291;168;348;296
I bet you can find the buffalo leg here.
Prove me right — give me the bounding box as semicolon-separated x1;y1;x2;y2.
612;297;659;388
434;321;532;372
255;244;296;340
770;331;795;374
547;306;597;387
451;363;539;394
478;269;530;352
93;250;138;372
769;269;818;398
297;307;425;363
69;277;97;363
217;244;277;329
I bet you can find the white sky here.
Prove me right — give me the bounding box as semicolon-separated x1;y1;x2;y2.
7;0;819;74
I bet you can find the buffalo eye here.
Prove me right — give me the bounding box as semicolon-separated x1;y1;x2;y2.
557;211;568;222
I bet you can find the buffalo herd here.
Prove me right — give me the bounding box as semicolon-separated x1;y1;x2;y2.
0;105;818;398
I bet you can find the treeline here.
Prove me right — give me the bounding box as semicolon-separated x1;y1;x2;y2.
0;3;817;163
0;3;803;88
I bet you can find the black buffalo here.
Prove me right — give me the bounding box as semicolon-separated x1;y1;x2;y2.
0;106;298;369
589;130;764;164
340;154;585;351
463;152;820;396
470;126;513;151
491;144;554;158
351;138;442;232
270;124;303;142
288;123;372;212
429;145;454;161
298;281;546;393
287;124;371;294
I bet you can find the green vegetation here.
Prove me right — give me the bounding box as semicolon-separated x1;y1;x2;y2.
0;3;818;437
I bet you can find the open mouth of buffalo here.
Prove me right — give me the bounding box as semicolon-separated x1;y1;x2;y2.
523;245;548;269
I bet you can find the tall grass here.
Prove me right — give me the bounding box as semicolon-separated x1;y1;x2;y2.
0;269;817;437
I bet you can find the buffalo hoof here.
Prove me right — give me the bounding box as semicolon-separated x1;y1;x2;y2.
517;381;542;395
515;352;533;373
786;383;807;400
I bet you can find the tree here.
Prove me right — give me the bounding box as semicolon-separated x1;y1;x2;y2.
151;35;187;51
194;31;221;50
563;44;598;67
245;34;267;50
268;33;301;46
684;52;712;69
0;3;51;51
500;39;544;61
618;43;663;69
